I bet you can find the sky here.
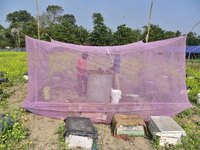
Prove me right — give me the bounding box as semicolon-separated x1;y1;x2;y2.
0;0;200;35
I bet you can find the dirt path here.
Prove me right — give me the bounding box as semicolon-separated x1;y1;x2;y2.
3;83;153;150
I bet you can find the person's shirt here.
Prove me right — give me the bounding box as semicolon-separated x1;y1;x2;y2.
76;57;87;76
113;55;120;73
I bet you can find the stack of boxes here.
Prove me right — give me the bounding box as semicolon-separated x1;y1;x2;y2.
64;117;98;149
112;114;146;137
148;116;186;146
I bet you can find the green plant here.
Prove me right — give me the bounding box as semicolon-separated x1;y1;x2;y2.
57;121;68;150
0;52;27;108
0;109;33;150
0;52;27;84
0;88;9;109
152;61;200;150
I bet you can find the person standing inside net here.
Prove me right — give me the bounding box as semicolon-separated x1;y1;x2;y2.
112;53;121;89
76;53;89;96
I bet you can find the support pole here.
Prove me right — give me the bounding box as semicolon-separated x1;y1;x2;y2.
146;0;154;43
36;0;40;39
17;30;20;51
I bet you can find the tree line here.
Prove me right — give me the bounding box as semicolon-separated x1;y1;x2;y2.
0;5;200;48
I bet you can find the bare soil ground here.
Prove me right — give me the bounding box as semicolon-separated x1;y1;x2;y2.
4;83;153;150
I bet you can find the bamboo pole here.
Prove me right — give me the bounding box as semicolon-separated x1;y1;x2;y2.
146;0;154;43
36;0;40;39
18;30;20;51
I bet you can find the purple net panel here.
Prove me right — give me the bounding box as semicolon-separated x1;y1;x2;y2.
23;36;192;123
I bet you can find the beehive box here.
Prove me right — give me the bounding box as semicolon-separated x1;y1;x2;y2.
148;116;186;146
112;114;146;137
64;117;98;149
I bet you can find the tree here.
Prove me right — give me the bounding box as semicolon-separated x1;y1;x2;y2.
90;13;113;46
113;24;142;45
21;20;38;46
142;24;165;42
58;14;76;25
0;25;9;48
0;25;4;30
39;12;51;28
6;10;34;24
74;26;89;44
5;10;35;48
163;31;176;39
175;30;181;37
187;32;200;45
46;5;64;23
49;21;77;43
92;13;104;26
4;28;16;48
0;25;5;39
163;30;182;39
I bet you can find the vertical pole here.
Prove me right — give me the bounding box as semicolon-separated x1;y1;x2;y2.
146;0;154;43
18;30;20;51
15;33;18;50
36;0;40;39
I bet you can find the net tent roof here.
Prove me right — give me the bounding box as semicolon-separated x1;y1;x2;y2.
23;36;192;123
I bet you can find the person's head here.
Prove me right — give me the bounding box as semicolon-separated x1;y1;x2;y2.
82;52;89;59
113;50;121;57
115;54;120;57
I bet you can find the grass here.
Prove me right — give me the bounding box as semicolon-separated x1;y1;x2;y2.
57;121;68;150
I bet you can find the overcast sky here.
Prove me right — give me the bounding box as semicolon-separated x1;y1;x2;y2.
0;0;200;34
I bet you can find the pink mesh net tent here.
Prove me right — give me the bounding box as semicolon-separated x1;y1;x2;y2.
23;36;192;123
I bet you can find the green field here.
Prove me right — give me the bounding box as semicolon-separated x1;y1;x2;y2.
0;51;200;149
0;52;27;83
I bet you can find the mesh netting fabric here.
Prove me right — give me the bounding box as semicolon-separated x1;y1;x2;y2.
23;36;192;123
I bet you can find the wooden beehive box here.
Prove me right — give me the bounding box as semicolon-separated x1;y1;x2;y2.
112;114;146;137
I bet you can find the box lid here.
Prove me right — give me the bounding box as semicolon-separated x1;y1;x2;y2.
64;117;96;137
149;116;186;136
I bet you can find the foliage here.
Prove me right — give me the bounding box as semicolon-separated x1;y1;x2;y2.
57;121;68;150
0;110;33;150
0;4;200;149
50;21;87;44
1;5;200;48
0;51;24;108
142;24;183;42
90;13;114;46
39;12;52;28
3;28;16;48
174;110;200;150
152;61;200;150
186;63;200;103
6;10;34;25
0;26;10;48
0;86;9;108
0;52;27;109
0;52;33;149
0;52;27;84
58;14;76;25
113;24;142;45
142;24;165;42
5;10;35;49
46;5;64;24
187;32;200;45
